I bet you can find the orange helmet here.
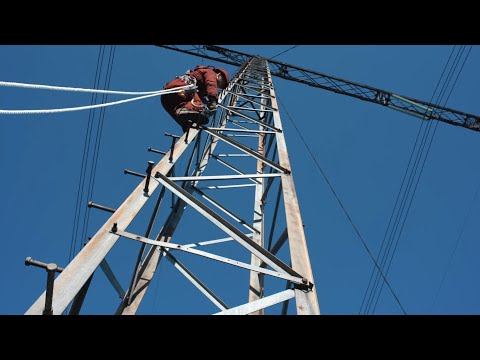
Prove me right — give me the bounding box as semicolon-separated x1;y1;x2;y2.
213;68;230;87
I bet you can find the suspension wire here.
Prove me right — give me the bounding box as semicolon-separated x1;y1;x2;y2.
431;177;480;312
371;46;473;314
65;45;106;315
360;46;460;314
361;46;472;314
270;46;299;60
81;45;117;249
364;46;463;314
69;45;105;262
277;96;407;314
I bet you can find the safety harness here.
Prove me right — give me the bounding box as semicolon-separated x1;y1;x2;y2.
177;73;197;87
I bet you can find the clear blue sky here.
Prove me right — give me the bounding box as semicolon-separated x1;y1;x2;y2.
1;45;479;315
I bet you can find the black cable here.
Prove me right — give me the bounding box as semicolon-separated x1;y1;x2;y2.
366;93;438;313
81;46;116;245
65;45;105;315
277;96;407;314
270;46;299;60
359;103;432;313
371;46;473;313
431;177;479;312
371;46;469;311
366;46;472;314
359;114;429;313
366;46;463;314
360;46;459;314
69;45;105;262
370;47;467;311
72;45;107;258
367;46;463;313
443;46;472;109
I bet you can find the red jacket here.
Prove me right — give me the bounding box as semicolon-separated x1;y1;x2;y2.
188;65;220;101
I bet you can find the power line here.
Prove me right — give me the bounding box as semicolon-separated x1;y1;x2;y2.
360;46;458;314
443;46;473;107
270;46;299;60
364;46;463;314
65;45;106;315
277;96;407;314
69;45;105;262
81;45;117;246
431;178;480;312
373;46;473;313
361;45;473;314
371;46;473;313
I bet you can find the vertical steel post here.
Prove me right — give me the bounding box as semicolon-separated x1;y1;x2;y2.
248;68;269;314
43;264;57;315
265;59;320;314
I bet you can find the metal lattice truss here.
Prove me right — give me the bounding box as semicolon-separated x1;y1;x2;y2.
158;45;480;132
26;57;319;315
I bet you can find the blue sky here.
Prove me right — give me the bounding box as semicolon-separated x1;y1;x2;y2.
1;45;479;315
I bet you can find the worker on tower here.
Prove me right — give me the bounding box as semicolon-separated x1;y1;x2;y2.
161;65;230;132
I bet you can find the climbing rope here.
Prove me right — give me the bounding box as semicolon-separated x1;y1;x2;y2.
0;80;178;95
0;82;196;115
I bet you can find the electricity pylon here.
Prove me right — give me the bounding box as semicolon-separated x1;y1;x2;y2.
26;56;320;315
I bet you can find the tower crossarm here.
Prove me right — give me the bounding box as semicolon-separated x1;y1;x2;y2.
158;45;480;132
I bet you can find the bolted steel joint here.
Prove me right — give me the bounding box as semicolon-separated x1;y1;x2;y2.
295;279;314;292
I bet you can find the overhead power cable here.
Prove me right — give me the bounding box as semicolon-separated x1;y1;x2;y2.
270;46;299;60
369;46;473;314
81;45;117;249
360;45;472;315
363;46;463;314
277;96;407;314
69;45;106;263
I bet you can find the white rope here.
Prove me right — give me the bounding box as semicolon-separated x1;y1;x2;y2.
0;85;195;115
0;80;170;95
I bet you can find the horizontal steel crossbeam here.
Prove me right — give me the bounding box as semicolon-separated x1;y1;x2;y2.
158;45;480;132
115;229;305;284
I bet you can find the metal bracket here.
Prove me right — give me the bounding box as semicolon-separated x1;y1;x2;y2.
293;278;314;292
165;133;181;163
25;257;64;315
148;147;167;156
88;201;116;213
124;169;146;178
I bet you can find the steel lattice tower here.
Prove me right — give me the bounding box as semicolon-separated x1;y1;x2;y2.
26;57;319;315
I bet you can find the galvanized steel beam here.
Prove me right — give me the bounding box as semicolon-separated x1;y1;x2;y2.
25;128;201;315
266;61;320;315
214;289;295;315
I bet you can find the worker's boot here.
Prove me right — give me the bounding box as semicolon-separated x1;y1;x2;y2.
176;107;209;129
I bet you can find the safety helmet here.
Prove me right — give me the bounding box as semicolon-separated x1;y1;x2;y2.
213;68;230;88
